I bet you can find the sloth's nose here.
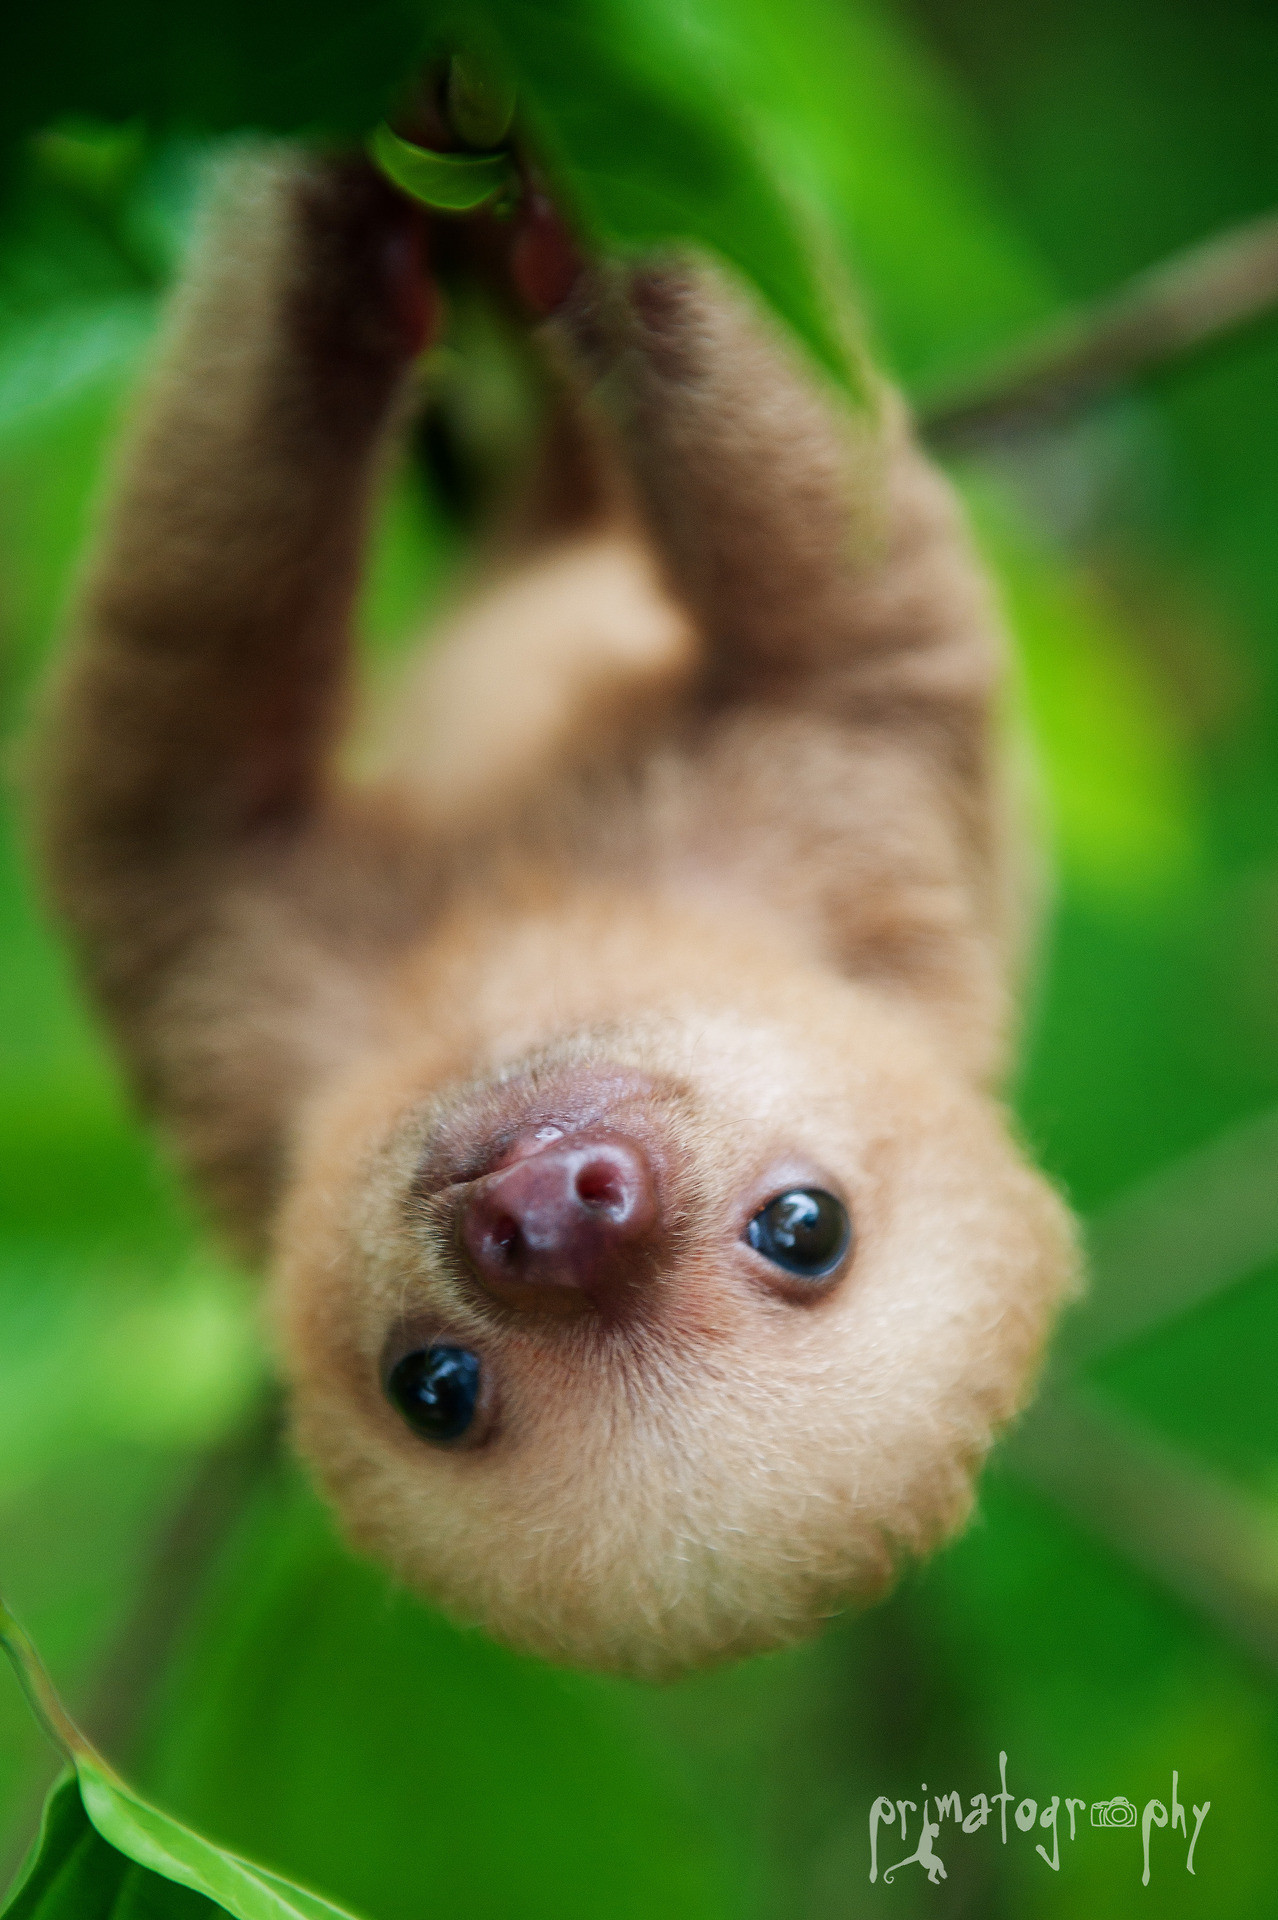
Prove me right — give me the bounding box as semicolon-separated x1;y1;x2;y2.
458;1135;659;1313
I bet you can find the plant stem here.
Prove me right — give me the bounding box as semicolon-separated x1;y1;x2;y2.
0;1599;91;1767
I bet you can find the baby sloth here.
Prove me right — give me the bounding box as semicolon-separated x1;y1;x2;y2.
35;150;1075;1677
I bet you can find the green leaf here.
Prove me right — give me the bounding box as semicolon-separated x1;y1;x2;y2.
369;123;516;212
476;0;864;395
0;3;867;401
0;1602;366;1920
627;0;1059;387
4;1772;217;1920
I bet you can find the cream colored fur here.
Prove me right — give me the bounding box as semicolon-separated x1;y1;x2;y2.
32;148;1077;1676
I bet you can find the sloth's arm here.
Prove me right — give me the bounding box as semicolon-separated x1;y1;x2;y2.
554;260;1002;776
33;152;428;1243
550;262;1020;1065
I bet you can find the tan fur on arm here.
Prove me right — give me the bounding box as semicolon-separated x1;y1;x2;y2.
545;262;1016;1071
31;150;427;1243
551;261;999;729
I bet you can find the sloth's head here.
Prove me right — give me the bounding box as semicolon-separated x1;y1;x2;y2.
273;947;1074;1679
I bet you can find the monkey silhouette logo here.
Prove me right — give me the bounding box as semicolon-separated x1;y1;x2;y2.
883;1810;948;1886
33;146;1076;1676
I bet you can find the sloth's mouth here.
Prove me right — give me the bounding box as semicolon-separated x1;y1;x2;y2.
410;1064;679;1202
485;1120;570;1172
427;1118;568;1198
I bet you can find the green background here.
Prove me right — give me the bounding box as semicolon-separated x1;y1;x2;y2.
2;0;1277;1913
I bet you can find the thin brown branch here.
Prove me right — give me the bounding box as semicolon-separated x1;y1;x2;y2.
921;210;1278;448
1064;1105;1278;1367
1007;1382;1278;1673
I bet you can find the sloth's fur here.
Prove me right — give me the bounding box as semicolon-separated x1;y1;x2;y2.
33;149;1076;1677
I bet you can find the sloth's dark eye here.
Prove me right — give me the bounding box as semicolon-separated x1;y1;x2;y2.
386;1345;480;1442
746;1188;850;1280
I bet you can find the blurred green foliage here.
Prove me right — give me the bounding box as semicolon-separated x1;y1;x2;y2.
2;1;1278;1916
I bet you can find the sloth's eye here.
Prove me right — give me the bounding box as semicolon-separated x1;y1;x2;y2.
386;1345;480;1442
746;1188;850;1280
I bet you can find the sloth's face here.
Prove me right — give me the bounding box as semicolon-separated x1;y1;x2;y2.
274;985;1074;1678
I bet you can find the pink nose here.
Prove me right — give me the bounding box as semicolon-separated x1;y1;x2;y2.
458;1134;659;1312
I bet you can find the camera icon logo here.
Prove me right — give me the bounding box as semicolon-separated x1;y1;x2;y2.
1091;1797;1138;1828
